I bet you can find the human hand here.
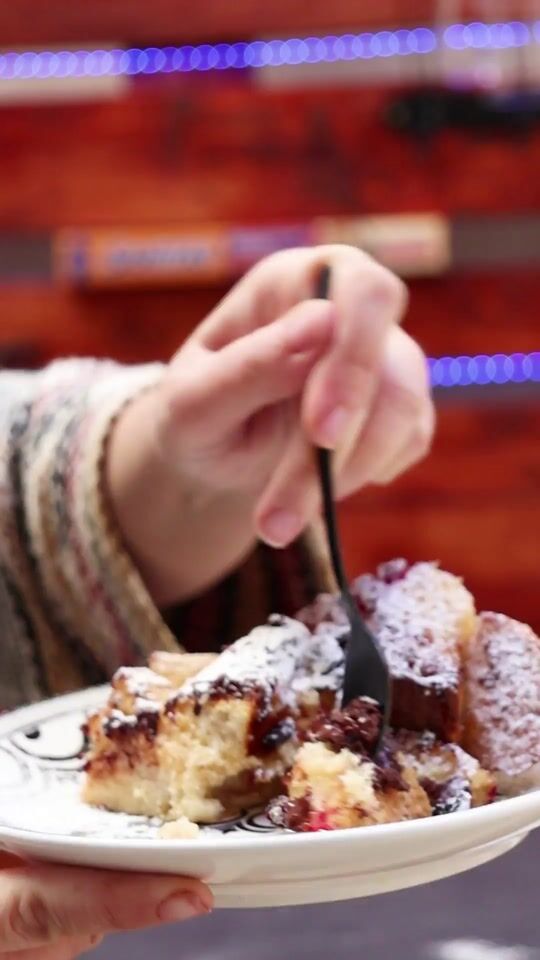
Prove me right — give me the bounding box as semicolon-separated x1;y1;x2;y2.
0;861;212;960
109;245;434;605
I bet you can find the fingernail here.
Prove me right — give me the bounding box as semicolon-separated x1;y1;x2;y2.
317;406;350;449
260;509;301;547
158;893;210;924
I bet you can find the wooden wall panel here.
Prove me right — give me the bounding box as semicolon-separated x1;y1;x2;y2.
1;1;531;47
2;85;540;231
341;401;540;632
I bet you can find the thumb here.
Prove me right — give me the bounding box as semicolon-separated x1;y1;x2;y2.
163;298;334;446
0;864;212;949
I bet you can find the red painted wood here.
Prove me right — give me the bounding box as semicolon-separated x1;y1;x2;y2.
341;401;540;633
1;85;540;232
0;1;530;47
1;270;538;365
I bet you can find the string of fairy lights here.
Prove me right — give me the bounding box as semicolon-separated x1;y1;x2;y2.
0;22;539;80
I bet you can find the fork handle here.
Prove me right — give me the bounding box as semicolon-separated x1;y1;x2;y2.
316;448;348;595
314;265;350;595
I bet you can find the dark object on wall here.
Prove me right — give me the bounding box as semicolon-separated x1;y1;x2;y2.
386;88;540;140
0;234;51;282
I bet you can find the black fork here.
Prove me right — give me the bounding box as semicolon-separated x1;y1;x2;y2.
315;265;392;754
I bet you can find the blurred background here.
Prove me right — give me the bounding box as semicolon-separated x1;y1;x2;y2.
1;1;539;631
1;2;539;958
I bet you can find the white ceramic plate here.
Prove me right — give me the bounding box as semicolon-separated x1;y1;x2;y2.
1;687;540;909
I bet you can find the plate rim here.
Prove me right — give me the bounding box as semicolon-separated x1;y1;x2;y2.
1;789;539;854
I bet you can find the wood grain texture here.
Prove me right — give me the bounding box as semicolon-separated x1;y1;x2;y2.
341;401;540;632
2;85;540;231
1;1;531;47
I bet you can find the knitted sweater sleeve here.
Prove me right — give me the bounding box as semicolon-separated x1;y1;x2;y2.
0;360;332;710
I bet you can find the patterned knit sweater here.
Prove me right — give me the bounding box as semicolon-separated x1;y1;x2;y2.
0;360;333;711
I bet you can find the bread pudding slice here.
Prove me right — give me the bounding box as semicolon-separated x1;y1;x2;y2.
83;615;344;823
83;560;527;834
83;666;175;817
394;730;496;813
268;699;432;831
267;699;495;832
351;560;476;741
463;612;540;795
269;741;432;831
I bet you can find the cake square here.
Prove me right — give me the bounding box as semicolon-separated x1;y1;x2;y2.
351;560;476;741
463;611;540;794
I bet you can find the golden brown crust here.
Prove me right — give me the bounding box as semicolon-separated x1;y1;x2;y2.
83;677;293;822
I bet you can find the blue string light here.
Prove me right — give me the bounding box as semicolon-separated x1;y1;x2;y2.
0;21;539;81
428;352;540;388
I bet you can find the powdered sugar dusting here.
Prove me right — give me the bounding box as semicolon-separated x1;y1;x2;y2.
465;612;540;778
116;667;171;694
1;777;163;838
103;708;139;731
396;730;481;782
352;562;474;691
394;730;484;812
0;772;273;840
180;615;344;706
109;667;171;721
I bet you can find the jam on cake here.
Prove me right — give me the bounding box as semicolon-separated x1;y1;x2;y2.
83;615;344;823
83;665;174;818
268;698;432;831
267;699;495;832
